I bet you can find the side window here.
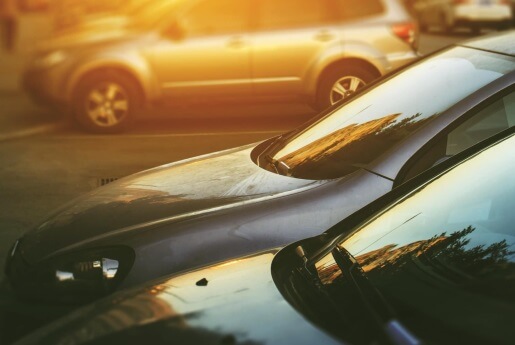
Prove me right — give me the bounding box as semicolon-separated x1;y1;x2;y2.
400;89;515;183
258;0;330;30
332;0;384;21
447;92;515;155
180;0;250;37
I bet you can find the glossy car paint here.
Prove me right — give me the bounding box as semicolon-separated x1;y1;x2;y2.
10;33;515;292
13;251;343;345
13;130;515;345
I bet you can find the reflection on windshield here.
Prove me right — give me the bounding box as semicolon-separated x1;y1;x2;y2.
314;135;515;344
261;47;514;180
280;113;435;179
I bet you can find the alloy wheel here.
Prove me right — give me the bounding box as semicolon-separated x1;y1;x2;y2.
85;83;129;128
329;76;366;105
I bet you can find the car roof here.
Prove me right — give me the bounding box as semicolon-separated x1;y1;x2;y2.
459;30;515;57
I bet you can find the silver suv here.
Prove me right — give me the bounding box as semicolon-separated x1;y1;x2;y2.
23;0;418;132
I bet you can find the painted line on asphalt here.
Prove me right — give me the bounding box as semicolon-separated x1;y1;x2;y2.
0;122;65;142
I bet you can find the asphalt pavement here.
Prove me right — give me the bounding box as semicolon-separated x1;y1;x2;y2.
0;93;66;142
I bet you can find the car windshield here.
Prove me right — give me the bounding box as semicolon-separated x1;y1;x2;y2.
255;46;514;180
314;134;515;344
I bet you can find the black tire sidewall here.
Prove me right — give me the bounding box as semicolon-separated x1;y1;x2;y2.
73;71;141;134
316;65;378;110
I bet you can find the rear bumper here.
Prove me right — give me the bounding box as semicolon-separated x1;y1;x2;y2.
454;4;512;23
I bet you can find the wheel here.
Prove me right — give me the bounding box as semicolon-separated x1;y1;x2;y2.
73;71;141;133
316;65;377;110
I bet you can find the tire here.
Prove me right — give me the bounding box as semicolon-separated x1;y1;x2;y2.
316;65;378;110
73;70;142;133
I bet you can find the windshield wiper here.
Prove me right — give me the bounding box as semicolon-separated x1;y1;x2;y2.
332;245;422;345
265;155;291;176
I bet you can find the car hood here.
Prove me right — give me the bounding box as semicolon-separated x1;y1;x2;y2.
19;144;324;264
14;251;342;345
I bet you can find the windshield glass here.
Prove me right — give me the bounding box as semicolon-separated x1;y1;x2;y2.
315;134;515;344
256;47;514;180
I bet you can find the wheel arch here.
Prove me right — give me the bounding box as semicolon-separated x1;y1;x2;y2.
66;62;155;105
311;58;382;101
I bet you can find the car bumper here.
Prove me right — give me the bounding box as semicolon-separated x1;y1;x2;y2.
22;63;69;109
454;4;512;22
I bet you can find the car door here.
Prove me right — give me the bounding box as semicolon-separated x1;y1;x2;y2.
146;0;252;99
396;85;515;184
251;0;341;96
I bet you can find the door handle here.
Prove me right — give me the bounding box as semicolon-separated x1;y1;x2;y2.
227;37;245;48
314;31;334;42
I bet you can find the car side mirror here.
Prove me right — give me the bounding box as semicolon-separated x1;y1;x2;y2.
164;20;185;41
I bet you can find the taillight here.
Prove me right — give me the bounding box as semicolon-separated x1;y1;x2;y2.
392;22;417;47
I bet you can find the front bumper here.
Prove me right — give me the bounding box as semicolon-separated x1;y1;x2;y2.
22;69;67;109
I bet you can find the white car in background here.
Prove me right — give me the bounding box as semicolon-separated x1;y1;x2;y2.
415;0;513;33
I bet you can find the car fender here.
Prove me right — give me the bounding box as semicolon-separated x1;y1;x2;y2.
65;51;161;103
303;42;386;96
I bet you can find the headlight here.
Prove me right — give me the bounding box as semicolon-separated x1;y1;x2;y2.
35;50;68;68
7;246;135;304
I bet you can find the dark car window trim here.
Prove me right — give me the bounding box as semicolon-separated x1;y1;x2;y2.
394;82;515;188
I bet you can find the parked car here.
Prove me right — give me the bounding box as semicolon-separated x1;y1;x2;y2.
414;0;513;33
6;31;514;305
23;0;418;133
12;128;515;345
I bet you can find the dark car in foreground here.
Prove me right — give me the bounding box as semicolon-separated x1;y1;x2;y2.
13;128;515;345
5;31;515;305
